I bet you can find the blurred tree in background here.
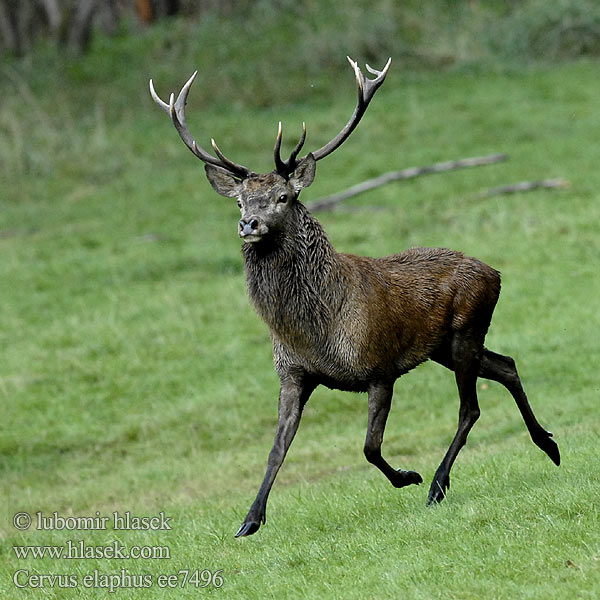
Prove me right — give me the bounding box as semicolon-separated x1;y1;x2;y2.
0;0;116;55
0;0;247;55
1;0;600;61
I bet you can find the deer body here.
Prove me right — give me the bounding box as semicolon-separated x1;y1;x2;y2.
243;200;500;393
150;58;560;538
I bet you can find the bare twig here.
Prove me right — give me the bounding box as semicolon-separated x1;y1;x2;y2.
477;178;570;198
308;153;508;211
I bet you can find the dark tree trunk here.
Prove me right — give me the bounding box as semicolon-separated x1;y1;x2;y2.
39;0;61;36
0;0;21;55
66;0;98;54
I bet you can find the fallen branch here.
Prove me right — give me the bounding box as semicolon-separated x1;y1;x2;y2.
308;153;508;211
477;178;570;198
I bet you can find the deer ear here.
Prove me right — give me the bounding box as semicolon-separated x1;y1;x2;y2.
289;153;316;192
205;164;243;198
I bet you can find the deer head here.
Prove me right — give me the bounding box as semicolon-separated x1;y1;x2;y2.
149;57;391;243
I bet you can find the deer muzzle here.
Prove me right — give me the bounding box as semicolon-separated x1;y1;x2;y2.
239;217;267;242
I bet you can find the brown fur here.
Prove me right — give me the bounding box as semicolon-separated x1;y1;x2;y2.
244;203;500;391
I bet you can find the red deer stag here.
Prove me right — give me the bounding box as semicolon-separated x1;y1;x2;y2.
149;57;560;537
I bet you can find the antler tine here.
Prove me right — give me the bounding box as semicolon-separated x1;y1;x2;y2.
311;57;391;162
288;121;307;165
273;121;307;177
364;58;392;99
211;138;254;178
149;78;170;113
149;73;254;178
274;121;286;174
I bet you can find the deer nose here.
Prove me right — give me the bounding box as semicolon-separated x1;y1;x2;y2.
239;218;260;236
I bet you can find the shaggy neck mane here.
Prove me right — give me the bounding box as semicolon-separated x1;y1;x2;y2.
241;202;340;343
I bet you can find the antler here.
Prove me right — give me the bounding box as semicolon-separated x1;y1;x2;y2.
151;57;390;180
312;56;391;161
149;72;255;179
272;57;391;178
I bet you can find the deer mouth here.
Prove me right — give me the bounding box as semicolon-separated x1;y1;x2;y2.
240;233;264;243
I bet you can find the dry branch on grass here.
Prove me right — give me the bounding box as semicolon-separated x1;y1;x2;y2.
476;178;570;198
308;153;508;211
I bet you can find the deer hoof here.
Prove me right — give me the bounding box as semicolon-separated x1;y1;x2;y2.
391;469;423;488
427;476;450;505
235;520;261;538
534;431;561;466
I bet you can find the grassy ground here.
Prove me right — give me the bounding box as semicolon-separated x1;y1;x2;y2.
1;6;600;599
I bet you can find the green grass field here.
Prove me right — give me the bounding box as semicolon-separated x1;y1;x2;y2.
2;5;600;598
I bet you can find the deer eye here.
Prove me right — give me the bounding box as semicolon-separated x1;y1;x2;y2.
277;193;288;204
236;200;242;209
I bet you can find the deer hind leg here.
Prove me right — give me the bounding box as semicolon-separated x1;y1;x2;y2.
364;381;423;488
428;329;483;505
479;349;560;466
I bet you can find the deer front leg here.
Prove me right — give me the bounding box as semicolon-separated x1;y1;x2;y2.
364;381;423;488
235;375;315;538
